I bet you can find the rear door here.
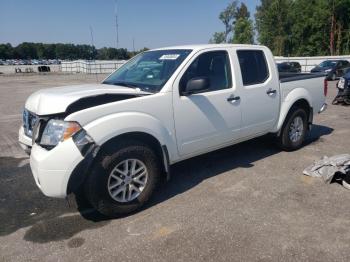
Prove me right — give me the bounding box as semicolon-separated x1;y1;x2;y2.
235;49;280;137
172;49;242;157
337;61;350;76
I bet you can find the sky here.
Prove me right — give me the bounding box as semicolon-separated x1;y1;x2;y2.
0;0;260;50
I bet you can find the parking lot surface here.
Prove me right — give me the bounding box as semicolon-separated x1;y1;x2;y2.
0;74;349;261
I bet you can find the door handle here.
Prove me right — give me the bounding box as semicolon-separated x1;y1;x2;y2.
227;95;240;102
266;89;277;95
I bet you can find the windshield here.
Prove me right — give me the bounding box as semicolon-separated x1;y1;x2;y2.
319;61;337;67
103;49;192;93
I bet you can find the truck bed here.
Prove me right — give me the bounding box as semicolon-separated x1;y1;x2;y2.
279;72;326;115
279;72;325;82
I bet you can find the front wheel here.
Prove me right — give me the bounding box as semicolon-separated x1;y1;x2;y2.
277;108;308;151
84;140;161;217
329;72;336;81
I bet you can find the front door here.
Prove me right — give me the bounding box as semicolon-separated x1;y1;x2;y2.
172;50;242;157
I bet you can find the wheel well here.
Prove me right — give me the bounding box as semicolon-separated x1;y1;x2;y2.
99;132;168;175
290;99;312;124
277;99;313;137
67;132;169;195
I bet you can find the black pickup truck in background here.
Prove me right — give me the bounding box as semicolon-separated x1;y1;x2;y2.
277;62;302;73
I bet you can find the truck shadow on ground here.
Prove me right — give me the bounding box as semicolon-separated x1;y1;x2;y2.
0;157;109;243
0;124;332;243
143;124;333;211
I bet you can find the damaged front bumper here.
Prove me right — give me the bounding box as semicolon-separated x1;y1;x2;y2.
18;126;32;155
30;138;85;198
29;129;99;198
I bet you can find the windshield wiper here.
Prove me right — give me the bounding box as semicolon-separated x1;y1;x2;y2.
108;81;154;94
112;81;140;89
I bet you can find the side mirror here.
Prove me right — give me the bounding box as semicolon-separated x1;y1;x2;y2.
183;77;210;95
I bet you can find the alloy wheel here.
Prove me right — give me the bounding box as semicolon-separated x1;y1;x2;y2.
107;159;148;203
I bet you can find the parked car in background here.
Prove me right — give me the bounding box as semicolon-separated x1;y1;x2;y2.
0;59;61;66
277;62;301;73
311;60;350;80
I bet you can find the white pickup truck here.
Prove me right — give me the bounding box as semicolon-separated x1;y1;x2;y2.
19;44;327;216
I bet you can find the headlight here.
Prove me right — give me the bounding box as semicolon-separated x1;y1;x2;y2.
338;78;345;89
325;69;332;73
40;119;81;147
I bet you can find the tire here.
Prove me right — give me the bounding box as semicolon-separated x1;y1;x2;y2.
344;97;350;105
331;73;336;81
277;108;308;151
84;139;161;217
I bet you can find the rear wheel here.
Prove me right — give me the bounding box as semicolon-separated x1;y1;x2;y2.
277;108;308;151
344;97;350;105
85;140;161;217
331;73;336;81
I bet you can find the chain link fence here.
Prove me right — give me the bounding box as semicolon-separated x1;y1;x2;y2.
60;60;126;74
57;55;350;74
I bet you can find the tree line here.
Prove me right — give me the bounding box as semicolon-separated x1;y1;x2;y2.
0;42;149;60
2;1;349;59
212;0;350;56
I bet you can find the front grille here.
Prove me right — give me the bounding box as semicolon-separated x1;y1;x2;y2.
23;109;38;138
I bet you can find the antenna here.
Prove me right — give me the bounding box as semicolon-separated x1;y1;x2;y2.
89;25;95;61
114;0;119;49
89;25;98;81
133;38;135;53
89;25;94;47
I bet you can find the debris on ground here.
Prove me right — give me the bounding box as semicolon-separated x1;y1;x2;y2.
332;94;350;105
303;154;350;189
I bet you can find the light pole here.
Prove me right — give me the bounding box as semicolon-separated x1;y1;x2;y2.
114;0;119;49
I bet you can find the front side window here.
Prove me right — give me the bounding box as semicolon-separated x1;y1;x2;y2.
237;50;269;86
319;61;337;68
179;51;232;93
103;49;192;93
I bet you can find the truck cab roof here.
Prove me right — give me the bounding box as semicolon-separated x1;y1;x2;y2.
153;44;266;52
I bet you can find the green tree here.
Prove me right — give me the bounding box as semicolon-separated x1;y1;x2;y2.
331;0;350;55
233;18;254;44
255;0;350;56
210;1;238;43
234;2;250;20
209;32;227;44
96;47;130;60
14;42;38;59
210;1;254;44
0;42;141;60
255;0;291;56
0;43;14;59
288;0;330;56
43;44;57;59
232;3;254;44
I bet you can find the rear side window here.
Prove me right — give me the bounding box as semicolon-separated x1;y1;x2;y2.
237;50;269;85
342;61;349;66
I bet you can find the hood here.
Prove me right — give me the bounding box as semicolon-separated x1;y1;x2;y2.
25;84;151;115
